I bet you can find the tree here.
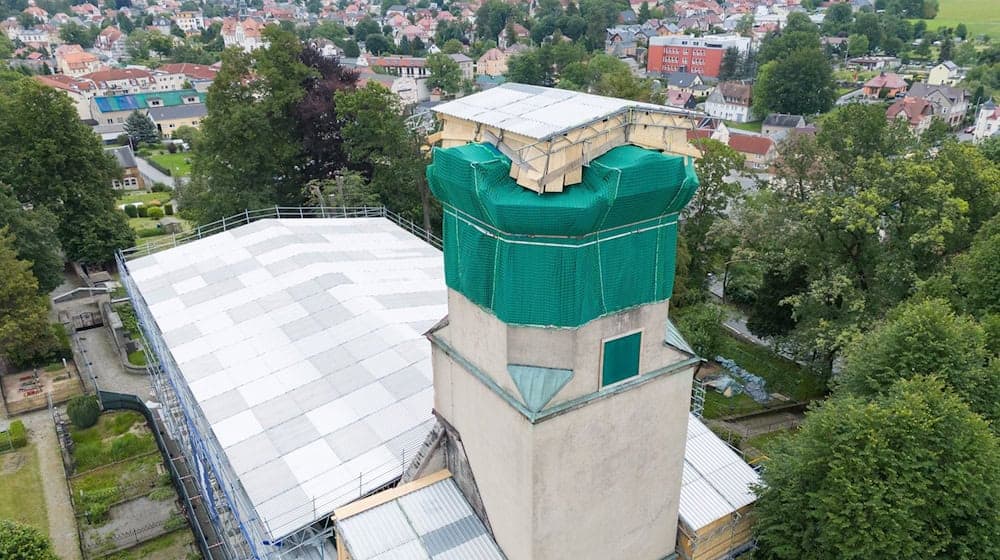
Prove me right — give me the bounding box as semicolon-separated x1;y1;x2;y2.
952;215;1000;316
0;78;134;263
442;38;464;54
0;228;57;366
364;33;392;55
475;0;514;41
341;39;360;58
59;22;98;48
822;2;854;35
675;303;726;358
754;377;1000;560
753;47;836;116
718;47;740;81
124;111;160;145
758;14;821;65
304;171;381;208
0;519;58;560
955;23;967;40
837;299;998;422
847;33;869;57
506;50;548;85
637;1;650;23
426;53;462;94
0;187;63;293
683;138;743;288
67;395;101;429
0;33;12;60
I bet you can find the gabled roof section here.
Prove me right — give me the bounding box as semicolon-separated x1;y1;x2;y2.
664;319;696;357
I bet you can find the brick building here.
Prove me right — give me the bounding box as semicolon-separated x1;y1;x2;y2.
646;34;750;77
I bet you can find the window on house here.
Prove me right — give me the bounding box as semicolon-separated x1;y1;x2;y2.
601;331;642;387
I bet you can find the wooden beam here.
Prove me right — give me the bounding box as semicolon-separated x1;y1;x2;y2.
332;469;452;521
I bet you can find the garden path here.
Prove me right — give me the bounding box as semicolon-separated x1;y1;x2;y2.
22;409;82;560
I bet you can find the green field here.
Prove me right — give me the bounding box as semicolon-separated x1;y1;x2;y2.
725;120;763;133
0;445;49;535
916;0;1000;39
147;151;192;176
117;192;172;207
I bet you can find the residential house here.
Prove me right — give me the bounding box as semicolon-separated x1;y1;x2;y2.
22;6;48;23
848;55;900;71
147;103;208;136
366;55;430;101
14;27;54;50
157;62;218;92
728;132;777;170
449;53;474;81
664;89;696;109
55;45;101;76
82;68;155;95
477;48;508;77
91;89;205;124
35;74;98;119
705;81;753;123
927;60;962;86
173;11;205;32
221;17;267;52
862;72;907;99
358;70;419;106
906;83;969;128
761;113;806;140
663;72;712;97
95;26;127;59
105;145;144;190
973;100;1000;143
886;96;935;133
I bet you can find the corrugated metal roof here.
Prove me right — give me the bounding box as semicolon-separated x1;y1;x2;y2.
338;478;506;560
432;83;688;141
679;414;761;531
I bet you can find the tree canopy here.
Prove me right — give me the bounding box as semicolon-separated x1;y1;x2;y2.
124;111;160;145
426;53;462;95
0;519;58;560
754;377;1000;560
0;187;62;293
0;228;60;366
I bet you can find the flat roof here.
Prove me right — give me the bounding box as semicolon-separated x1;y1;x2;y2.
680;414;761;531
126;218;447;540
432;83;690;141
336;472;506;560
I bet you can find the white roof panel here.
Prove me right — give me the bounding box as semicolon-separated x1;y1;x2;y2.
128;218;447;540
679;414;762;531
432;83;685;140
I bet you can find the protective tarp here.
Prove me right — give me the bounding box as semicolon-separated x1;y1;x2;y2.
427;143;699;328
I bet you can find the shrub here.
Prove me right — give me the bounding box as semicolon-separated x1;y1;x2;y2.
110;412;139;435
136;205;148;218
147;207;164;219
67;395;101;429
43;362;62;372
123;204;139;218
136;227;162;238
110;433;151;461
166;142;178;153
146;159;172;176
8;420;27;448
164;203;174;215
0;520;57;560
150;182;170;192
86;502;109;525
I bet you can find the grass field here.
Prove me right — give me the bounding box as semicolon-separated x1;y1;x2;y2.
726;120;763;133
147;151;192;177
915;0;1000;39
116;192;172;207
0;445;49;535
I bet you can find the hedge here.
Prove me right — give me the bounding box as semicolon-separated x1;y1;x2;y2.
164;203;174;215
136;227;162;238
123;205;139;218
8;420;27;448
67;396;100;429
146;159;172;177
147;207;164;219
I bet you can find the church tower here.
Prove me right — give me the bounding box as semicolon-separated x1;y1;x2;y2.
420;85;702;560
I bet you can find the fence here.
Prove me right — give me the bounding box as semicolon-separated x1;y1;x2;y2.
119;206;442;260
98;390;223;560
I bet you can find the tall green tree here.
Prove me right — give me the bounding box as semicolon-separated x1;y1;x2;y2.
474;0;514;41
0;78;133;263
124;111;160;145
0;187;63;293
753;47;836;116
683;138;743;288
426;53;462;94
754;377;1000;560
0;228;58;365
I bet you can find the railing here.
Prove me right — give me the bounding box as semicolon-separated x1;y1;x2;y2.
119;206;442;260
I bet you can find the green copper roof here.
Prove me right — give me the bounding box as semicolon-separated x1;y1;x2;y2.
427;143;699;328
507;365;574;413
94;89;206;113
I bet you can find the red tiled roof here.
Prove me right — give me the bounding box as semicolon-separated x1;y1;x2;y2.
886;97;933;126
864;72;907;90
686;129;712;142
728;133;773;156
159;63;218;80
83;68;152;82
35;74;95;91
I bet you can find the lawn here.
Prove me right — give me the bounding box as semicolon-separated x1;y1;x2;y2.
116;192;172;207
127;350;147;367
0;444;49;535
914;0;1000;39
104;529;195;560
715;331;826;403
726;120;762;133
147;151;192;177
71;411;157;472
702;391;764;419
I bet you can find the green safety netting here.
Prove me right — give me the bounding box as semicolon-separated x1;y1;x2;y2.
427;142;699;328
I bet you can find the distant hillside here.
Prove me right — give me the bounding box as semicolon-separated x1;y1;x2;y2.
924;0;1000;39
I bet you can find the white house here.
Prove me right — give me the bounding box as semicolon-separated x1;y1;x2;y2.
973;100;1000;143
927;60;963;86
705;81;754;123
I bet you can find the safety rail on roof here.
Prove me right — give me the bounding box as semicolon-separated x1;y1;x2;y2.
118;206;442;260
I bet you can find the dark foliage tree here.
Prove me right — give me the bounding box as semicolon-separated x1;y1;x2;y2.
0;520;58;560
0;187;63;293
294;45;359;185
124;110;160;145
753;47;836;116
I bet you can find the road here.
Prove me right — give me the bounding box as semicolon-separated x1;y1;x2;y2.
135;156;177;189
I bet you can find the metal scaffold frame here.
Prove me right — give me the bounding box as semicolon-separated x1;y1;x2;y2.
115;206;443;560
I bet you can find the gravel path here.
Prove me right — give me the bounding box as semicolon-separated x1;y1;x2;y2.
21;410;82;560
73;327;152;400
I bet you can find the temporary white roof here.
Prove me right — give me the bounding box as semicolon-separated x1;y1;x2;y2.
336;475;506;560
127;218;447;540
432;83;686;141
680;414;761;531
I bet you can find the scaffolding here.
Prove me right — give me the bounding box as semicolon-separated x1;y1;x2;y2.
116;207;443;560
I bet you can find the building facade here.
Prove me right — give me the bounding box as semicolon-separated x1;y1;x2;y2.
646;34;750;77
